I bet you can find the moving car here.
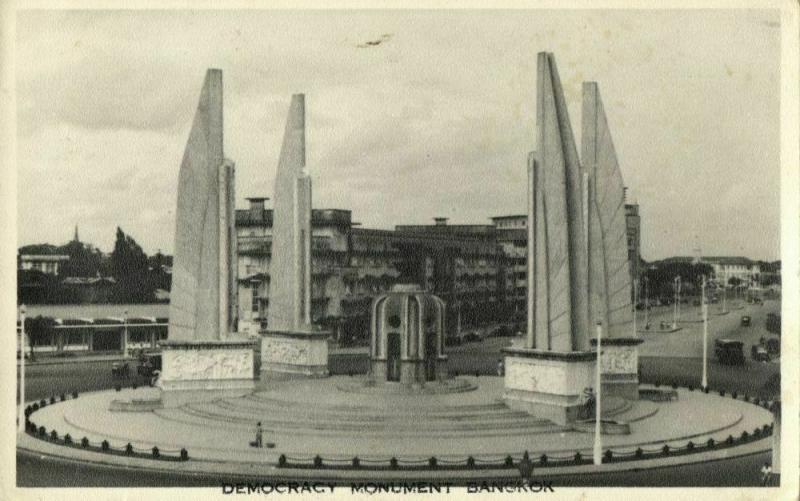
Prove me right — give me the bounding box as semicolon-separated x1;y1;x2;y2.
715;339;745;365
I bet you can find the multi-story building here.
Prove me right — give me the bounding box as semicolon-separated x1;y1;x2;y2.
236;199;510;343
19;254;70;275
703;257;761;287
490;215;527;319
625;202;641;287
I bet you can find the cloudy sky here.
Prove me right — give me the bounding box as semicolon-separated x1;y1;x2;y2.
16;9;781;261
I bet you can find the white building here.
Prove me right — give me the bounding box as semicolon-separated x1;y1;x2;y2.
703;256;761;287
19;254;69;275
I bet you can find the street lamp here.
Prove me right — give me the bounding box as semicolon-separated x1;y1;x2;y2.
643;277;650;329
18;304;26;433
672;276;681;329
701;275;709;390
632;278;639;335
593;321;604;466
123;309;129;359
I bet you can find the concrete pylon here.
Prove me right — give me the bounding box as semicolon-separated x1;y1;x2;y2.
261;95;329;378
583;82;642;400
267;94;312;332
156;69;255;408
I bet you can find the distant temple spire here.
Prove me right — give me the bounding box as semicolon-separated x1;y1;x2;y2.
73;224;79;243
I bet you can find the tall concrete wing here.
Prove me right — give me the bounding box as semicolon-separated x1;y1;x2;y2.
535;52;589;352
168;69;225;342
268;94;312;332
582;82;633;339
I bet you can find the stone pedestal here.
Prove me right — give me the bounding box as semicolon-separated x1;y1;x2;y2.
502;348;596;426
158;338;256;407
591;337;643;401
260;330;329;377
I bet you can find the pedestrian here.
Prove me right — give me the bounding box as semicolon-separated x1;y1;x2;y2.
760;462;772;486
496;359;505;376
255;421;263;448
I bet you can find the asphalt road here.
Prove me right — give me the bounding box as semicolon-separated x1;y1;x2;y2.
16;308;780;488
16;448;773;487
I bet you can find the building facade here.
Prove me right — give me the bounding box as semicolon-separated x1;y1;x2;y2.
19;254;70;275
236;199;511;343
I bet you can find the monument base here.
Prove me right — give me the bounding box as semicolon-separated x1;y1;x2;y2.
501;348;596;426
591;337;643;401
260;329;329;378
369;355;449;386
158;338;256;408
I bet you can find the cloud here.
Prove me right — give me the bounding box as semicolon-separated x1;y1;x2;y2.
15;9;782;261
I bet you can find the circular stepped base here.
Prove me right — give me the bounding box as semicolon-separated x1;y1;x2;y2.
335;376;477;395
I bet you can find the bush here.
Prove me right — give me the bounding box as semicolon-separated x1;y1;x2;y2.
754;427;761;437
707;438;715;448
50;430;58;440
132;384;138;390
662;445;670;456
604;450;613;461
39;399;46;407
743;394;749;402
352;457;360;468
180;448;188;461
688;386;694;392
313;455;323;468
574;452;583;463
32;403;39;412
125;443;133;455
731;391;738;399
654;382;660;388
635;448;643;458
741;431;749;441
25;405;32;417
115;385;121;392
72;391;79;399
38;426;46;437
64;434;72;444
687;441;694;451
152;446;160;458
539;454;548;465
428;457;437;468
504;455;514;467
101;440;110;451
60;394;66;402
389;457;398;469
703;386;710;394
719;390;726;397
725;435;734;445
671;383;678;389
50;396;56;405
466;456;475;468
81;437;89;448
278;454;287;467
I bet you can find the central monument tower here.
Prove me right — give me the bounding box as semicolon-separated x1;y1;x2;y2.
503;53;641;425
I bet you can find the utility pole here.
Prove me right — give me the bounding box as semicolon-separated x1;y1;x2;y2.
701;276;709;390
673;276;681;329
593;322;603;466
123;309;129;359
18;304;26;433
632;278;639;335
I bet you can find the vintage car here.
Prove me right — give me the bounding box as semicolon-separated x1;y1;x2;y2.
715;339;745;365
740;315;751;327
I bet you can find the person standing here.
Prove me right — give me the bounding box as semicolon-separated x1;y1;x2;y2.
255;422;263;448
760;462;772;486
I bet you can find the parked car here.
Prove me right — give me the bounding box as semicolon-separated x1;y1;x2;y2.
740;315;751;327
715;339;745;365
111;362;130;378
765;338;780;356
751;344;770;362
136;353;162;377
462;332;481;343
766;313;781;335
489;325;512;338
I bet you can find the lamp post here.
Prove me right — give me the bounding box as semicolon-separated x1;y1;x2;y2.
18;304;27;433
632;278;639;335
593;322;603;466
672;276;681;329
701;276;709;389
123;309;129;359
643;277;649;328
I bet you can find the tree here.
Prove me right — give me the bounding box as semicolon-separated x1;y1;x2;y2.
728;276;743;287
110;227;153;302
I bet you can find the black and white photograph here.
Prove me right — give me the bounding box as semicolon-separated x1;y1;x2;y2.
4;2;798;499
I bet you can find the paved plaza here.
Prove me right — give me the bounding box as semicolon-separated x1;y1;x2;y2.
25;377;772;468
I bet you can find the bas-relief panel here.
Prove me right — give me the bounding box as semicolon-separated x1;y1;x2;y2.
263;338;309;364
165;350;252;381
601;346;637;374
504;359;567;394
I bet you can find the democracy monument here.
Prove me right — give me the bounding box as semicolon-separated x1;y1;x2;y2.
18;53;776;483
